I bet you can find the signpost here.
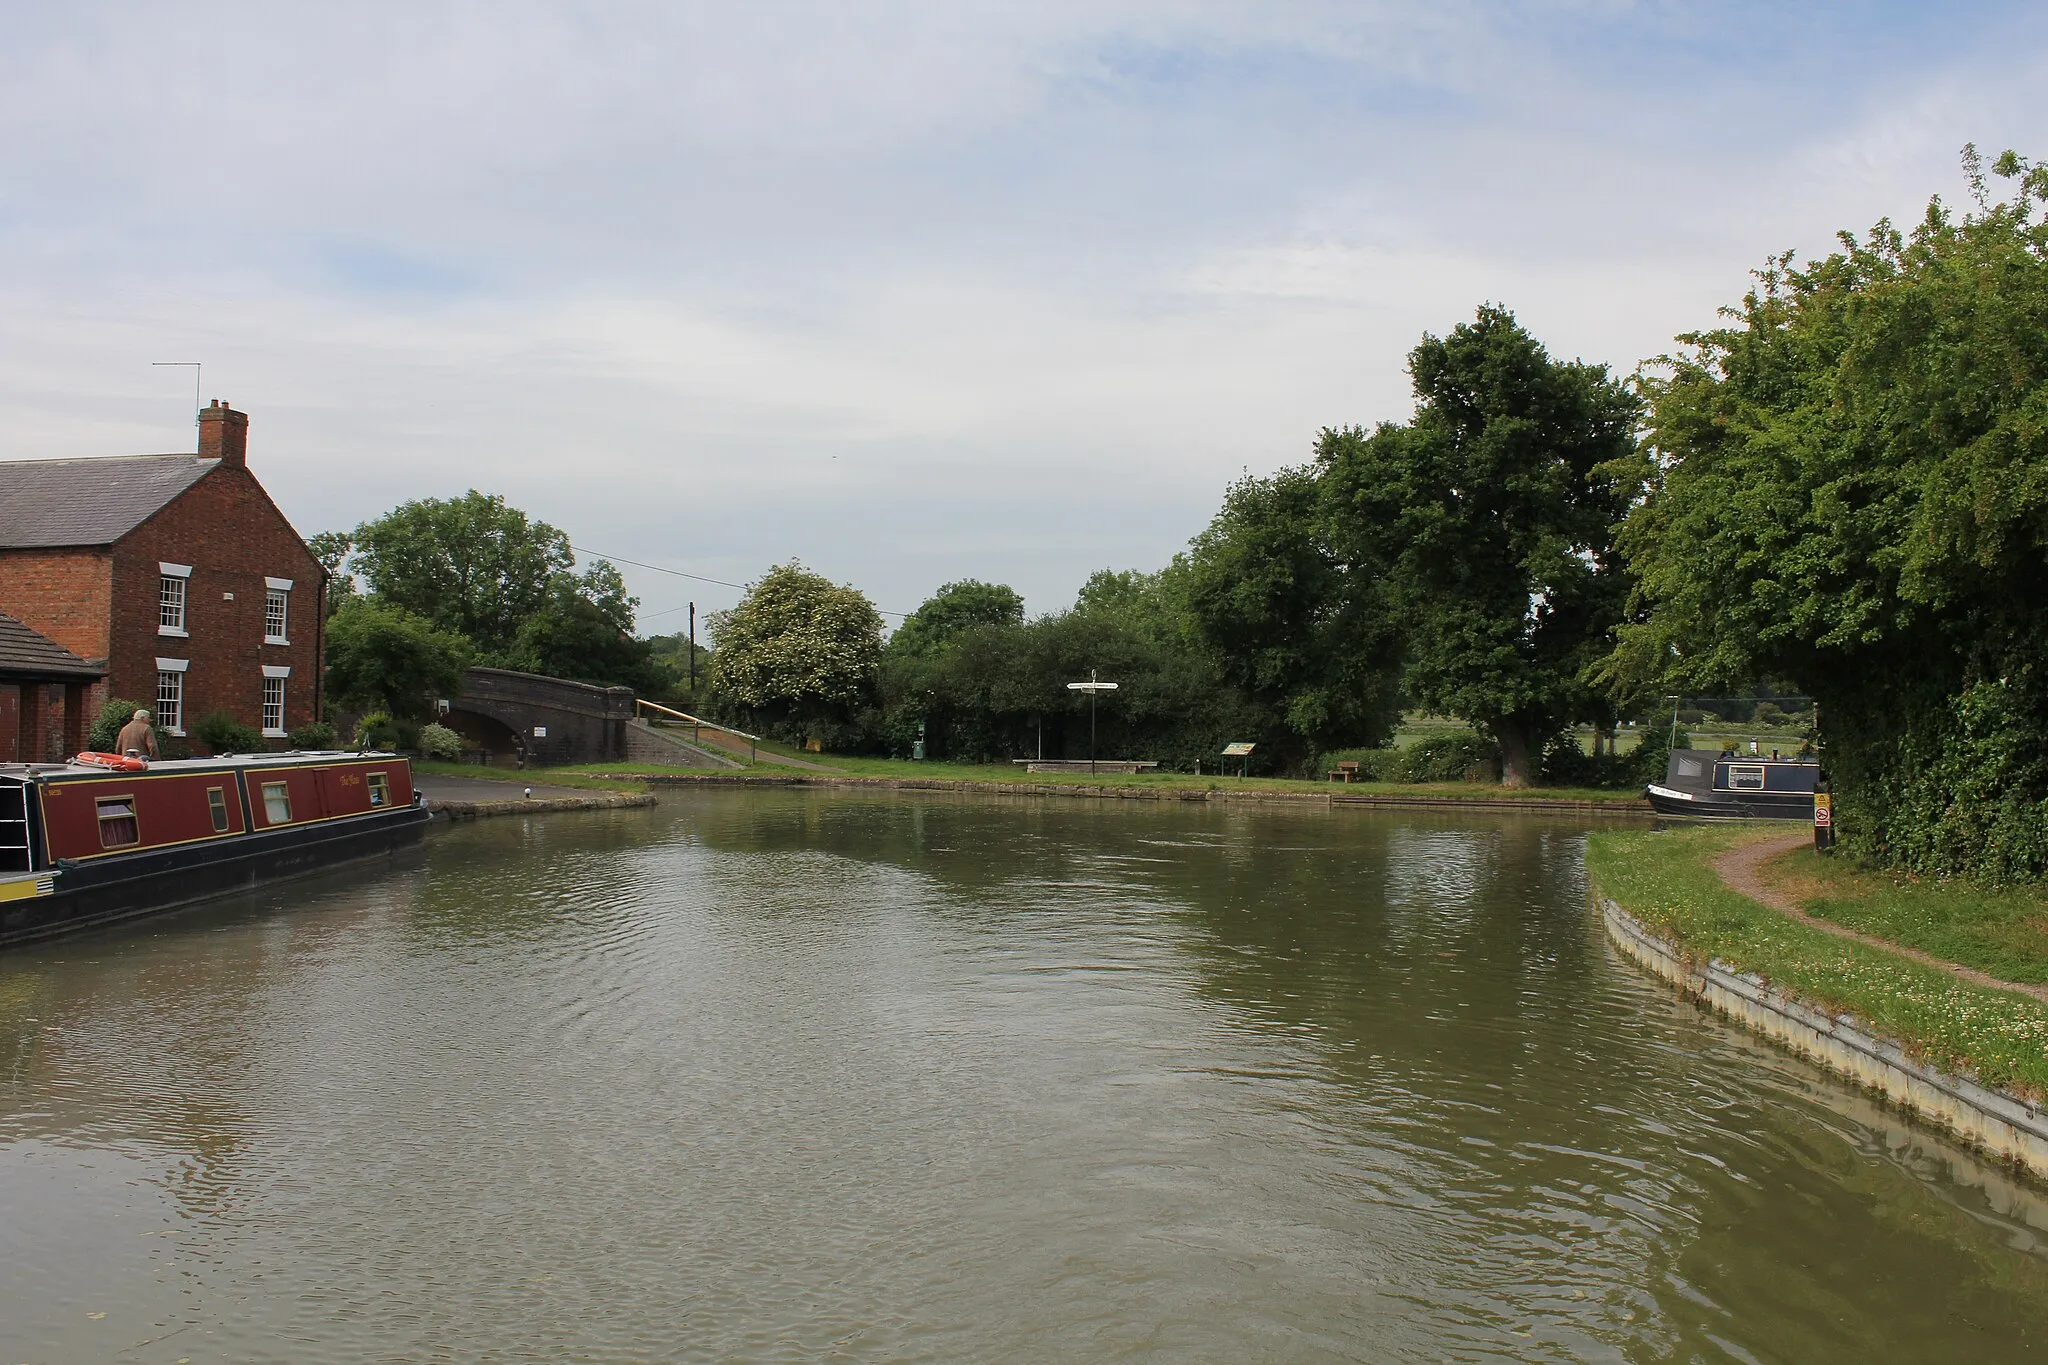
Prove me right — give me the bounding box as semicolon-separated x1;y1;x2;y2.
1221;741;1255;779
1066;671;1119;775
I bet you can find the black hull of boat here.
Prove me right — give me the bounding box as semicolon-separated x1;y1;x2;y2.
1644;786;1814;821
0;804;432;949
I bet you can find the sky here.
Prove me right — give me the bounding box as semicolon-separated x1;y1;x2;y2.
3;0;2043;631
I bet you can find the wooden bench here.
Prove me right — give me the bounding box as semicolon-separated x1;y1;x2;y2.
1327;761;1361;783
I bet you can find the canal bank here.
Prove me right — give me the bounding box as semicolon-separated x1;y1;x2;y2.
579;768;1651;816
414;774;655;821
1589;825;2048;1180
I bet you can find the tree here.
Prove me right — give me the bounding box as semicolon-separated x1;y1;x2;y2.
307;530;357;615
1181;467;1404;757
324;598;473;721
1611;148;2048;877
707;562;884;737
886;580;1025;656
323;492;650;686
1319;305;1643;785
348;491;576;658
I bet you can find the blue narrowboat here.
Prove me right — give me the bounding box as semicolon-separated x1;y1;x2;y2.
1646;749;1819;820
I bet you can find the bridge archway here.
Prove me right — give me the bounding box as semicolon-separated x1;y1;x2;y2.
447;668;633;767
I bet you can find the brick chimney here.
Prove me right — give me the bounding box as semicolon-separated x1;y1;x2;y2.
198;399;248;466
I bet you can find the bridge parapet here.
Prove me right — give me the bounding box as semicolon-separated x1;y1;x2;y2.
450;667;634;767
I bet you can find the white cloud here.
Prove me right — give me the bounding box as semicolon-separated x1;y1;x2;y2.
2;1;2043;620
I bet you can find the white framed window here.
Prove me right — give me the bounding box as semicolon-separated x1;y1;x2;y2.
264;577;292;644
262;664;290;736
154;657;188;735
96;796;139;849
158;562;191;636
261;781;292;825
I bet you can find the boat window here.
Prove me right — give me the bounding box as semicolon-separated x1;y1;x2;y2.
96;796;139;848
1673;754;1707;780
261;781;292;824
367;772;390;808
207;786;230;833
1729;764;1767;790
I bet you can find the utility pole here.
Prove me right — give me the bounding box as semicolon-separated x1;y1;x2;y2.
687;603;696;695
1066;670;1119;775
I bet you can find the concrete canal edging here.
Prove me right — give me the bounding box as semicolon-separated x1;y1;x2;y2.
602;771;1650;816
1600;895;2048;1182
428;793;656;820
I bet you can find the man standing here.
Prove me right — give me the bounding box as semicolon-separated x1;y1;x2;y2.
114;708;159;760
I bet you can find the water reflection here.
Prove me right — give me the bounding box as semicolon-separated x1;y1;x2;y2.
0;790;2042;1363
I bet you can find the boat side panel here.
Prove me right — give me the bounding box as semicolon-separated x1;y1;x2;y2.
247;759;415;830
40;770;249;861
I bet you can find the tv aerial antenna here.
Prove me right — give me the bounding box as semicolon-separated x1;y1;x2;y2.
151;361;202;452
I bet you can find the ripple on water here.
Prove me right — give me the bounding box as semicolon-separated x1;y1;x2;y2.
1;796;2046;1362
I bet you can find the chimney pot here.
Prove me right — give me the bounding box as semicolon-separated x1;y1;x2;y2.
198;400;249;466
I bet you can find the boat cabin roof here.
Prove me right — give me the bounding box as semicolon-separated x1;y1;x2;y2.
0;751;404;783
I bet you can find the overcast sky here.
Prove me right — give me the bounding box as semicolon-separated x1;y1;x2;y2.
4;1;2042;629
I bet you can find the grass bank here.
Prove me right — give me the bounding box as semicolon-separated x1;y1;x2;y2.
410;760;647;795
1760;846;2048;987
1587;826;2048;1099
571;754;1650;805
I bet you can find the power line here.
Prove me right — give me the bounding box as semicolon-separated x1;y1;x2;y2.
572;545;909;619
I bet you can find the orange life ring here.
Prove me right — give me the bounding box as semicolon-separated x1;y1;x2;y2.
73;752;148;772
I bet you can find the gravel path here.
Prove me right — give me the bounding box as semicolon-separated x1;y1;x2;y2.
1713;831;2048;1003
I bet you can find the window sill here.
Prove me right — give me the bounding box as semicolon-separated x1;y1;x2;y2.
262;728;286;738
264;636;290;646
158;627;188;638
165;728;186;738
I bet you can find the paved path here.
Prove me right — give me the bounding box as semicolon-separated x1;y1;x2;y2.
1713;831;2048;1004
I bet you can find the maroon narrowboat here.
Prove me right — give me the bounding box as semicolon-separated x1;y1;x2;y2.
0;751;431;948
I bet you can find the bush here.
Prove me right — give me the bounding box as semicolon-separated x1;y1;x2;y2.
1541;727;1691;790
1316;732;1499;783
353;710;398;751
1402;730;1499;782
87;697;149;752
286;721;338;749
192;709;266;755
416;722;463;760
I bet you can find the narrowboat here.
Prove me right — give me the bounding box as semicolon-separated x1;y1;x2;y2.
1646;748;1819;820
0;751;431;948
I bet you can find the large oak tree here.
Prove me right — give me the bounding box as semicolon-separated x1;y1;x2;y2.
1320;305;1642;785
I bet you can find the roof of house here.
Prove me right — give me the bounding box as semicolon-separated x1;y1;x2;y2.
0;454;217;550
0;611;104;682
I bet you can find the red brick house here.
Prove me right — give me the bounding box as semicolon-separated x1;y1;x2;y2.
0;402;325;760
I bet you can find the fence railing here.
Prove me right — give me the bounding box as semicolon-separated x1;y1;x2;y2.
633;699;759;762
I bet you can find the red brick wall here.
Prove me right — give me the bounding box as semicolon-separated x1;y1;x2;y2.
0;551;113;759
0;548;114;660
111;465;325;748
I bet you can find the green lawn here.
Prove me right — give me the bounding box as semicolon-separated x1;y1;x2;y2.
411;759;647;795
1761;846;2048;986
1587;826;2048;1098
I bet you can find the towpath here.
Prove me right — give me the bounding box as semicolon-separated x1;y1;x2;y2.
1713;831;2048;1004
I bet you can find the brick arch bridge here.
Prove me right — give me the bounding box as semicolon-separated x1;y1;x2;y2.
442;667;633;767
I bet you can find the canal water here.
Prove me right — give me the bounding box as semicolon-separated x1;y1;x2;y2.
2;791;2045;1362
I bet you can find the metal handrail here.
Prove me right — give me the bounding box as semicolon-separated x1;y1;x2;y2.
634;698;760;743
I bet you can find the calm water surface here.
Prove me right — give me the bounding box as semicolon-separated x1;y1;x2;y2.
2;791;2045;1362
